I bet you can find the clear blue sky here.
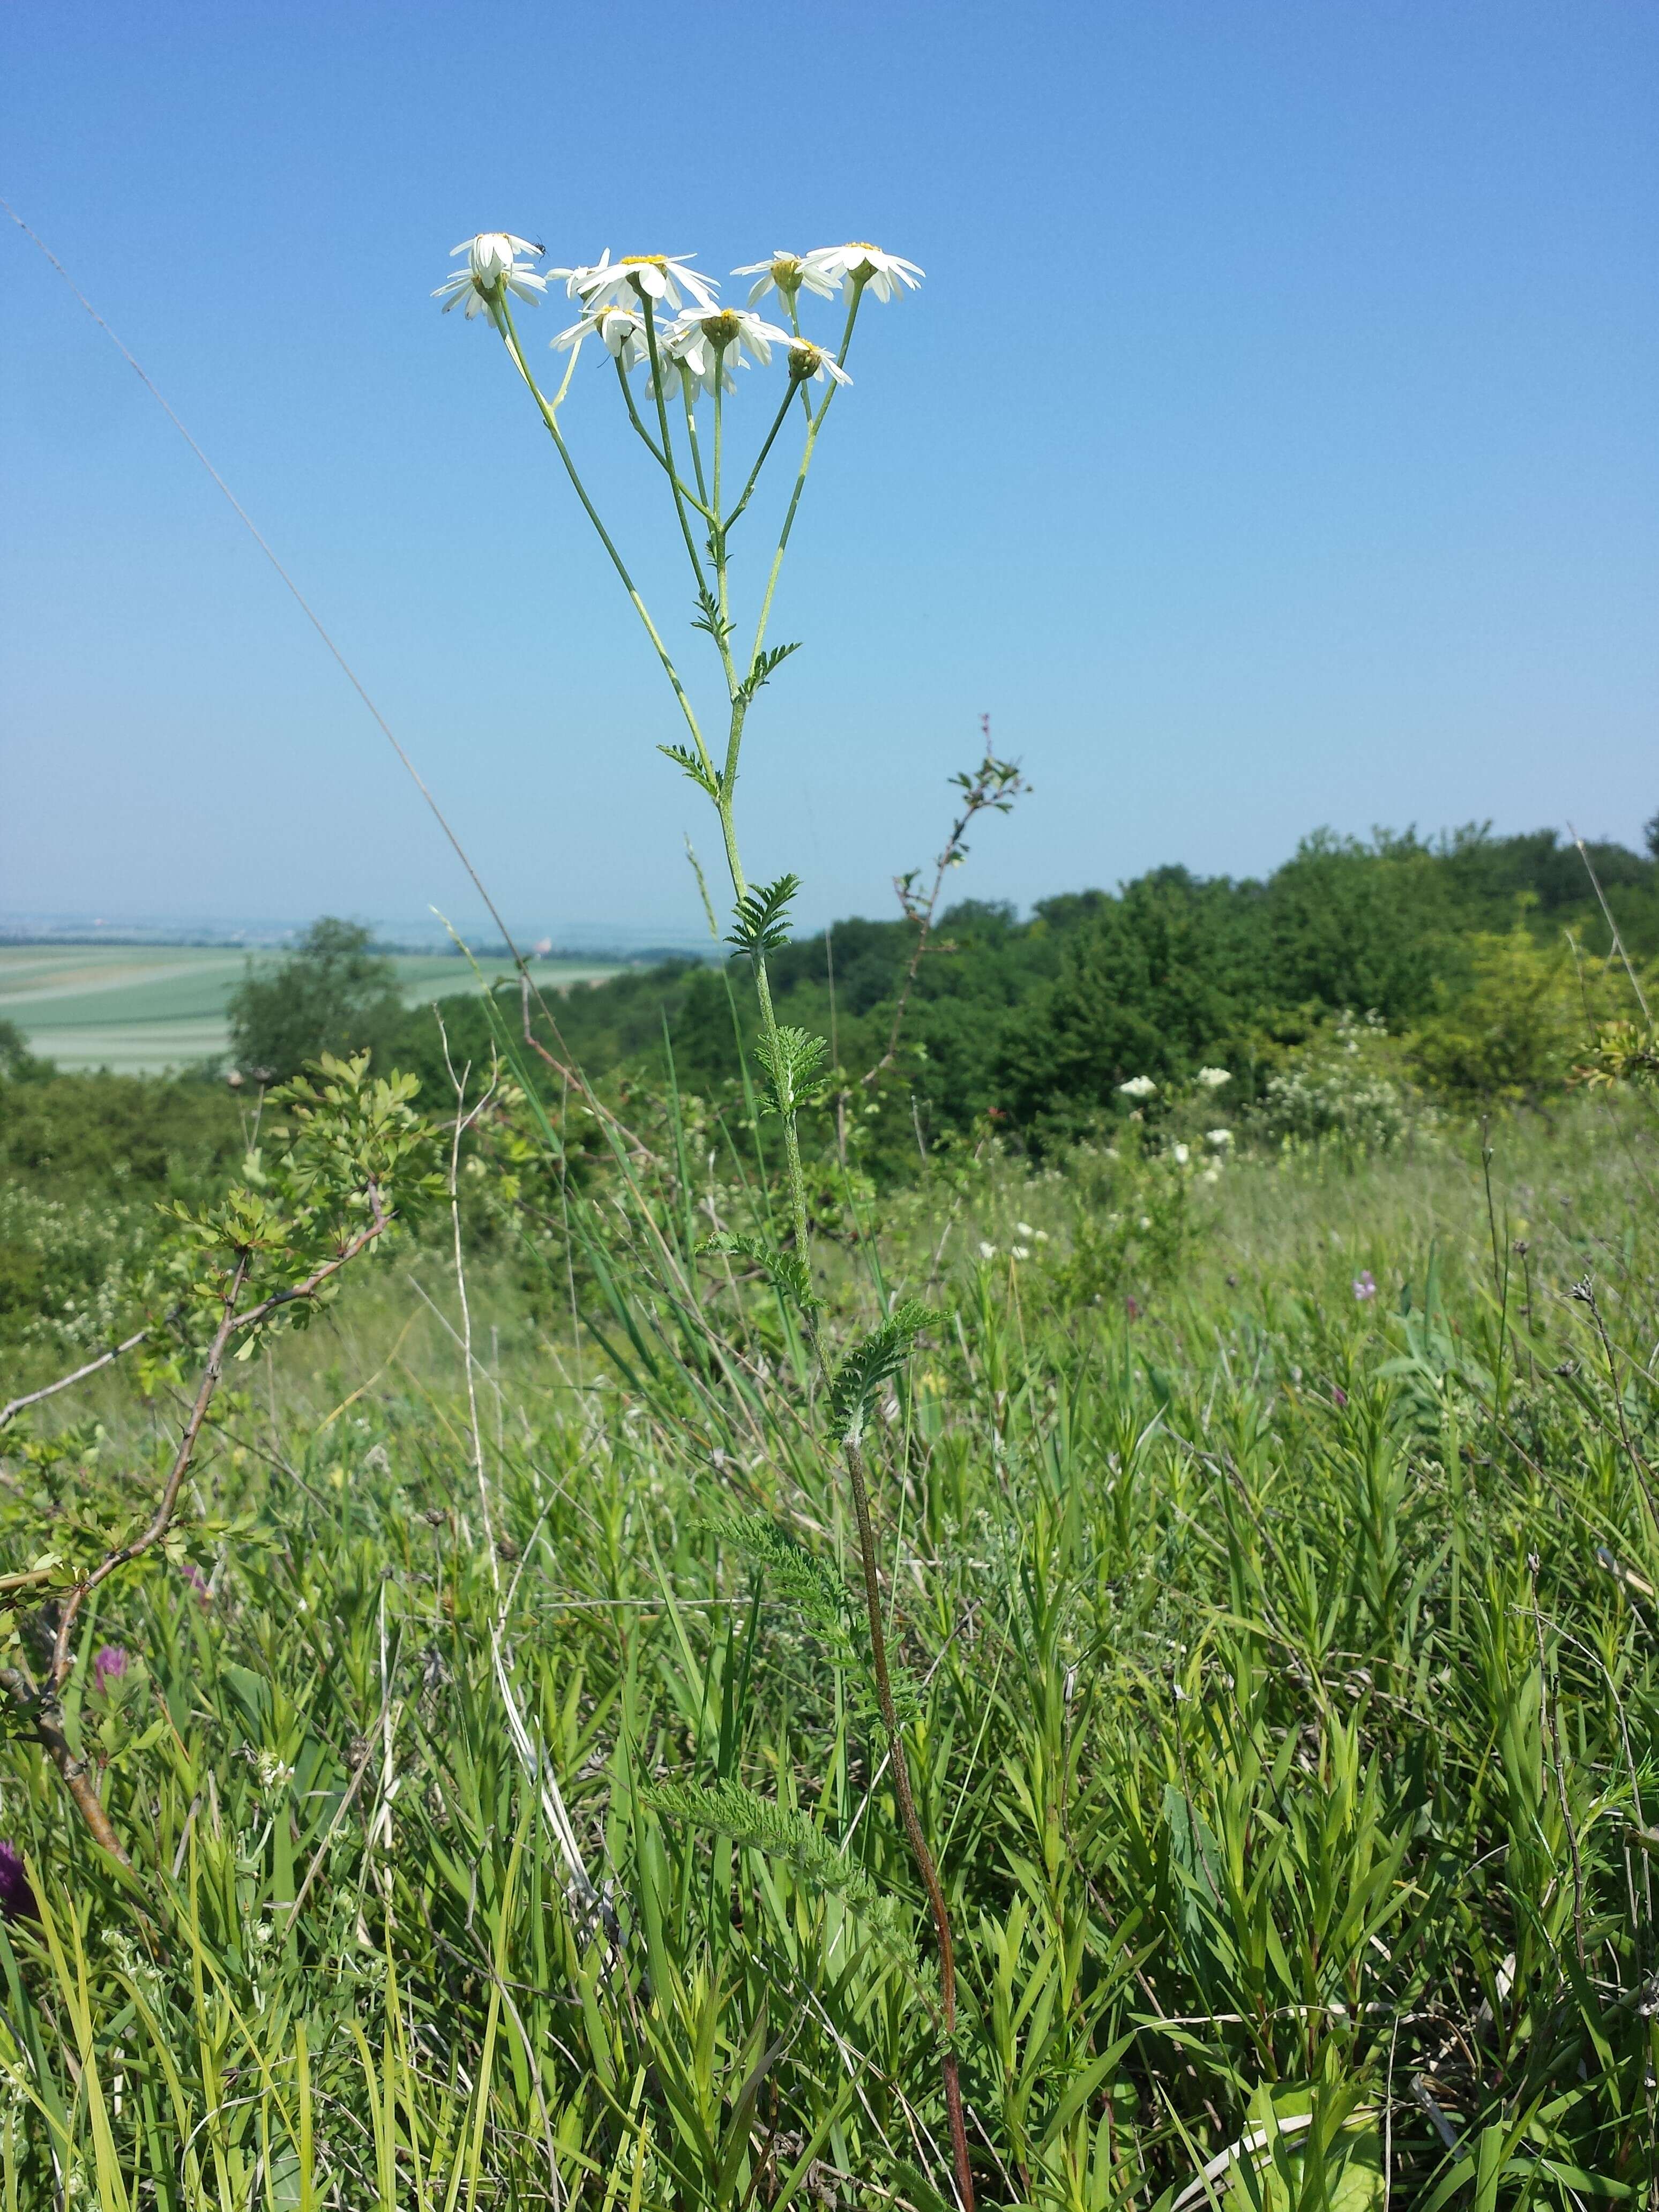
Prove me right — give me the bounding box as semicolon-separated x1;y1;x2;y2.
3;0;1654;942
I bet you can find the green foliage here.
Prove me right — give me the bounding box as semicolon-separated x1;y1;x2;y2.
827;1298;941;1445
725;873;801;961
696;1233;818;1311
1408;923;1582;1103
752;1023;827;1118
162;1050;443;1349
227;915;407;1082
0;1101;1657;2202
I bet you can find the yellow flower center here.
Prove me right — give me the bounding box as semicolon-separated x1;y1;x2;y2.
621;255;667;267
700;311;743;344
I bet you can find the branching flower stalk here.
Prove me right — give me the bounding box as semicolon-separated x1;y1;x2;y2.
440;233;976;2206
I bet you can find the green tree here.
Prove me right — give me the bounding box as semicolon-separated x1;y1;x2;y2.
228;918;405;1083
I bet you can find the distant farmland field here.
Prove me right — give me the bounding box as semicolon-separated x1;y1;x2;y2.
0;944;622;1073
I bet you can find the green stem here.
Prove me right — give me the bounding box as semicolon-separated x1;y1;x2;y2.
497;302;716;787
727;378;805;529
734;287;865;798
612;356;714;527
640;300;716;589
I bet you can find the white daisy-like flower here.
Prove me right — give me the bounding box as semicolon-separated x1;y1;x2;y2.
556;250;719;313
553;303;648;371
731;250;839;309
787;341;852;390
800;242;923;303
434;233;547;318
1197;1066;1231;1089
1117;1075;1157;1099
656;308;790;397
654;316;742;399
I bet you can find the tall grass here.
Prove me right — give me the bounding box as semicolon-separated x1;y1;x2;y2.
0;1095;1655;2206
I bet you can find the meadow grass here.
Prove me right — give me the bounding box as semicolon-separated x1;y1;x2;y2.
0;1095;1655;2208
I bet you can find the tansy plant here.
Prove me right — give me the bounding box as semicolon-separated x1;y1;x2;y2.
437;230;980;2207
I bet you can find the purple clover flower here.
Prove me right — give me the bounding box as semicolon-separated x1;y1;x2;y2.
0;1843;38;1923
1352;1271;1377;1303
93;1645;130;1693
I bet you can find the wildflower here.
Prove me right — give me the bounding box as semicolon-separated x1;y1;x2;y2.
1206;1127;1234;1150
1012;1244;1031;1260
93;1645;129;1693
1118;1075;1157;1099
802;242;924;302
554;303;648;370
1201;1167;1221;1184
1332;1385;1348;1409
1171;1143;1190;1165
978;1241;997;1260
1016;1222;1034;1237
558;251;718;313
434;233;547;319
787;341;852;390
663;307;791;393
1034;1228;1049;1242
1197;1067;1231;1089
180;1560;212;1606
732;250;838;309
0;1845;36;1924
655;313;743;398
1125;1295;1141;1319
1352;1271;1377;1302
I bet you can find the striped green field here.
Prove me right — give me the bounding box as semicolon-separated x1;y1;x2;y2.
0;944;621;1073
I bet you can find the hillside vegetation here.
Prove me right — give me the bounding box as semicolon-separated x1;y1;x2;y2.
0;820;1656;2208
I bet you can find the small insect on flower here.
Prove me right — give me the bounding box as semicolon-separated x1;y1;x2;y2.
559;251;719;313
787;341;853;391
433;234;547;319
1117;1075;1157;1099
733;251;839;308
801;243;924;302
1353;1270;1377;1302
554;304;649;371
93;1645;130;1693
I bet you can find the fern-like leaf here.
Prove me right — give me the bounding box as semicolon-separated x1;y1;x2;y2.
644;1777;918;1981
735;640;801;709
691;586;734;648
697;1232;818;1312
753;1026;828;1118
828;1300;943;1446
657;742;721;799
726;874;801;961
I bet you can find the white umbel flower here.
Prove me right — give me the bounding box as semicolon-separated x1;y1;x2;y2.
787;341;852;390
801;242;923;303
554;304;648;371
731;250;838;309
556;250;719;313
1117;1075;1157;1099
1197;1066;1232;1089
434;234;547;318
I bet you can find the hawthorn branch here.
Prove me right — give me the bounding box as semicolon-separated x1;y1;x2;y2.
0;1328;152;1434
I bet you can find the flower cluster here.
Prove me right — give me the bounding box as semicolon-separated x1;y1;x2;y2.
437;234;921;398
